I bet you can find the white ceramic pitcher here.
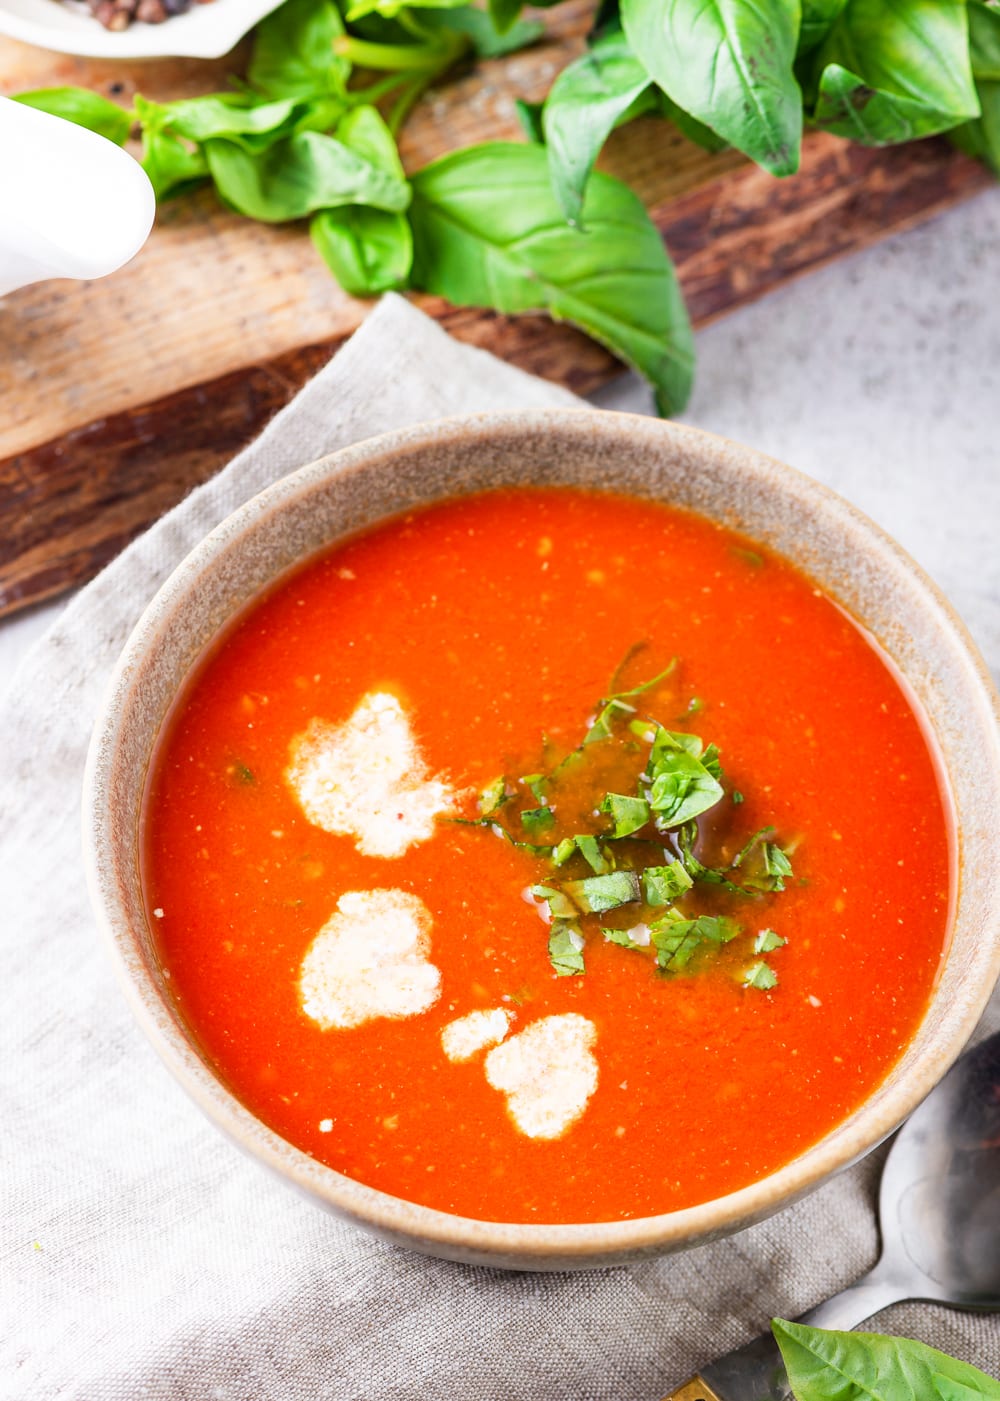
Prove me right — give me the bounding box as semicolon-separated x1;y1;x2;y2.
0;94;155;297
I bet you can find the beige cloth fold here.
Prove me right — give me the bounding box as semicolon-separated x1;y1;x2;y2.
2;295;996;1400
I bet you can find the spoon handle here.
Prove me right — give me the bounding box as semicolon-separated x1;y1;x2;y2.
799;1272;908;1332
657;1268;904;1401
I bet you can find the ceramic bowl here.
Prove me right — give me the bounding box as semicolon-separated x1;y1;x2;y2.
83;408;1000;1269
0;0;284;59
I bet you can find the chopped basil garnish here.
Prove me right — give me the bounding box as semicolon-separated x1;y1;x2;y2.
762;843;793;889
520;806;554;837
574;834;611;874
653;912;739;972
531;884;579;922
478;775;507;816
562;870;641;915
601;925;649;951
600;792;650;837
642;862;694;906
743;961;779;990
548;921;586;976
465;652;796;984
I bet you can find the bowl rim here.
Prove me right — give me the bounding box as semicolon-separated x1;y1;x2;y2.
83;406;1000;1265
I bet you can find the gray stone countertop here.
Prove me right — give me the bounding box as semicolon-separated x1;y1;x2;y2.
3;185;1000;692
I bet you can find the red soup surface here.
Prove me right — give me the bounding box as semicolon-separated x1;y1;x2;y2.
143;487;952;1224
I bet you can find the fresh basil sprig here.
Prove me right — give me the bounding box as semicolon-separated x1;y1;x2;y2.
14;0;694;415
773;1319;1000;1400
533;0;994;263
409;142;693;415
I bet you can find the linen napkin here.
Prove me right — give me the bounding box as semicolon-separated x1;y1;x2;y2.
2;295;997;1401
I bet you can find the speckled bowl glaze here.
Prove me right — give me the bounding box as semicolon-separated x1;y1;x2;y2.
83;408;1000;1270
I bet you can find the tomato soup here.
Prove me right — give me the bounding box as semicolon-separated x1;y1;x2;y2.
142;488;952;1224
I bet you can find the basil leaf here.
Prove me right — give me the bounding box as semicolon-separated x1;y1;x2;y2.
424;5;544;57
600;792;651;837
657;93;730;151
134;95;209;201
337;104;406;177
563;870;642;914
970;0;1000;82
311;207;413;293
141;131;210;202
347;0;466;20
643;862;693;905
160;93;347;152
520;772;548;804
409;141;694;416
649;725;703;762
205;130;411;223
520;806;555;836
478;776;508;817
647;750;724;827
798;0;848;54
13;87;131;146
954;3;1000;172
754;928;786;953
541;28;654;225
155;93;304;147
951;81;1000;174
620;0;803;175
487;0;525;34
575;835;613;874
812;63;963;143
811;0;979;144
652;911;738;971
248;0;349;99
731;824;776;868
744;960;778;989
548;921;586;976
602;924;649;950
773;1320;1000;1401
585;697;637;745
763;843;793;886
531;884;579;921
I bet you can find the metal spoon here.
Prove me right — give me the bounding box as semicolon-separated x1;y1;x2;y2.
662;1028;1000;1401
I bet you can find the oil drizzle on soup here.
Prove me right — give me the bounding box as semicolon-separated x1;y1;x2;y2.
142;488;952;1224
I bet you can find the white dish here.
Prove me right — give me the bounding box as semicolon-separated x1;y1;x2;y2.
0;0;285;59
0;95;154;293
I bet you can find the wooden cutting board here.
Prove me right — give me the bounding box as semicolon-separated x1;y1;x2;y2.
0;10;991;617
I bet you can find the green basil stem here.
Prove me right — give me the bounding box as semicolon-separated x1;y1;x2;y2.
333;29;471;135
333;32;467;74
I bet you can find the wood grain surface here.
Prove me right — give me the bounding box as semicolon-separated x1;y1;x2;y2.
0;15;992;616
